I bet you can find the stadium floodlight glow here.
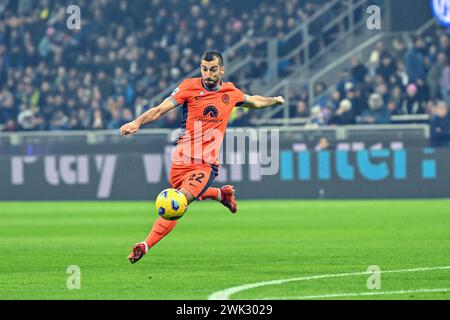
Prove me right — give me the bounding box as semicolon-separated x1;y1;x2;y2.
431;0;450;27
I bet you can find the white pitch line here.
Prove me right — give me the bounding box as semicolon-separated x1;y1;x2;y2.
208;266;450;300
261;288;450;300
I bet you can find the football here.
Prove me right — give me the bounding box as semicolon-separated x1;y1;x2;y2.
155;188;188;220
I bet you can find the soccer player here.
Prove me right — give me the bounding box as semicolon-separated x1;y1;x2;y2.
119;50;285;263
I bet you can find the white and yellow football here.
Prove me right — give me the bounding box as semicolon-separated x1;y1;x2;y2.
155;188;188;220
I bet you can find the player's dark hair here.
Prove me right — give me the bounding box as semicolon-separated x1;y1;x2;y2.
201;50;224;66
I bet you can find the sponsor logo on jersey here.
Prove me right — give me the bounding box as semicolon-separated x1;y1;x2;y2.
194;116;222;123
203;105;219;118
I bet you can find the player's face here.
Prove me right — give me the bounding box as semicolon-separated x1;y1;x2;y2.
201;59;224;89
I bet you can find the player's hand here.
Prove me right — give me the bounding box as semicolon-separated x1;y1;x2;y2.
119;120;140;136
274;96;285;105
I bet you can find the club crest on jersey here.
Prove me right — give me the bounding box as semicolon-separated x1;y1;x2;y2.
199;91;205;95
203;105;219;118
222;94;230;104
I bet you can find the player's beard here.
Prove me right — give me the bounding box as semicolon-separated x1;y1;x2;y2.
203;78;220;89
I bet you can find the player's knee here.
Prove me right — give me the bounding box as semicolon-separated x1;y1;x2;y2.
179;188;195;204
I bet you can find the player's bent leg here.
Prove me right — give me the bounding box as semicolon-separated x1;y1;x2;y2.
198;187;221;201
198;186;237;213
180;168;216;201
178;187;195;204
219;185;238;213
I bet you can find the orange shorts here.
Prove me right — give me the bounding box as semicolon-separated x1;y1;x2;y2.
169;163;218;199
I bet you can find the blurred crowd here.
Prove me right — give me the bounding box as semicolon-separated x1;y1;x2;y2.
282;29;450;144
0;0;333;131
2;0;447;146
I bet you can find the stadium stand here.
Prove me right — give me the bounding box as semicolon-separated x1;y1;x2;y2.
291;31;450;126
0;0;449;138
0;0;333;131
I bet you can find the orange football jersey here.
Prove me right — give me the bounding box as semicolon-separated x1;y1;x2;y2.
169;77;246;166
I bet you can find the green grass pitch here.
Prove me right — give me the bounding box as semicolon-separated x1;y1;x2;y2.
0;200;449;300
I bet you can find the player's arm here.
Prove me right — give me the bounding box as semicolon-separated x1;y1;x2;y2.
119;97;178;135
238;95;285;109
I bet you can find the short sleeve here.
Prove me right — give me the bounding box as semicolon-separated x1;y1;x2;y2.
232;85;248;107
169;79;191;106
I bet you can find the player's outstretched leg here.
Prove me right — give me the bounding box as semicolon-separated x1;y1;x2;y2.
200;185;237;213
128;242;148;264
128;188;194;264
127;217;178;263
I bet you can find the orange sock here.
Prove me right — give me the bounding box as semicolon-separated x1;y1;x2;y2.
144;217;178;249
198;187;221;201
